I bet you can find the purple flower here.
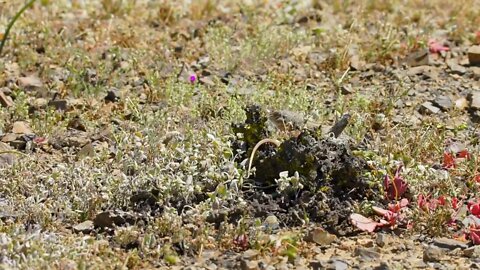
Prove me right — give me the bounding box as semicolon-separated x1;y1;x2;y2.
189;74;197;83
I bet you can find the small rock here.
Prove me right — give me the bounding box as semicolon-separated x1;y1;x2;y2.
468;45;480;66
48;99;68;111
407;66;439;79
341;84;354;95
463;246;480;258
305;228;337;246
447;61;467;75
240;259;259;270
357;238;374;248
12;121;32;134
432;237;468;250
76;143;95;159
432;95;453;111
73;220;94;233
410;259;428;269
350;55;366;71
468;91;480;110
419;101;441;115
0;142;16;167
472;67;480;79
93;211;114;228
105;88;120;103
67;116;87;132
423;245;444;262
199;76;215;87
373;262;391;270
354;247;381;261
339;239;356;251
0;91;13;107
242;249;260;260
263;215;280;231
404;49;430;67
375;233;389;248
1;133;18;143
331;259;349;270
455;97;468;110
18;75;43;90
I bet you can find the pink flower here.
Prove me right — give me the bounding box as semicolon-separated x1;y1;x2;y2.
470;224;480;245
468;201;480;217
451;197;460;210
384;165;408;200
428;39;449;53
189;74;197;83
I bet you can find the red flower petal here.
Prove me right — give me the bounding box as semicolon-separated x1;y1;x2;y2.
443;152;456;169
350;213;381;233
428;39;449;53
470;227;480;245
457;149;470;159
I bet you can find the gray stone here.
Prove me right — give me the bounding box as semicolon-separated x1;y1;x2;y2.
199;76;215;87
468;91;480;110
432;95;453;111
375;233;390;248
423;245;444;262
242;249;260;260
73;220;94;233
341;84;354;95
373;262;391;270
432;237;468;250
407;66;439;80
419;101;441;115
332;259;348;270
263;215;280;230
354;247;381;261
447;61;467;75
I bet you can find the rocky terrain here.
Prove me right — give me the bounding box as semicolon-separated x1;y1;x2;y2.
1;0;480;269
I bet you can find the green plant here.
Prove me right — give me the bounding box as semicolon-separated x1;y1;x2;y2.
0;0;37;57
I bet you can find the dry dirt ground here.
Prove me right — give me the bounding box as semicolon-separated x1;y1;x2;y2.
1;0;480;269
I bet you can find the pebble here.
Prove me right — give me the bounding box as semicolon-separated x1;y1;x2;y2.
0;91;13;108
73;220;94;233
105;88;120;103
404;49;430;67
354;247;381;261
375;233;390;248
468;45;480;66
423;245;444;262
455;97;468;110
305;228;337;246
447;61;467;75
463;246;480;258
240;259;259;270
12;121;32;134
433;95;453;111
419;101;441;115
432;237;468;250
